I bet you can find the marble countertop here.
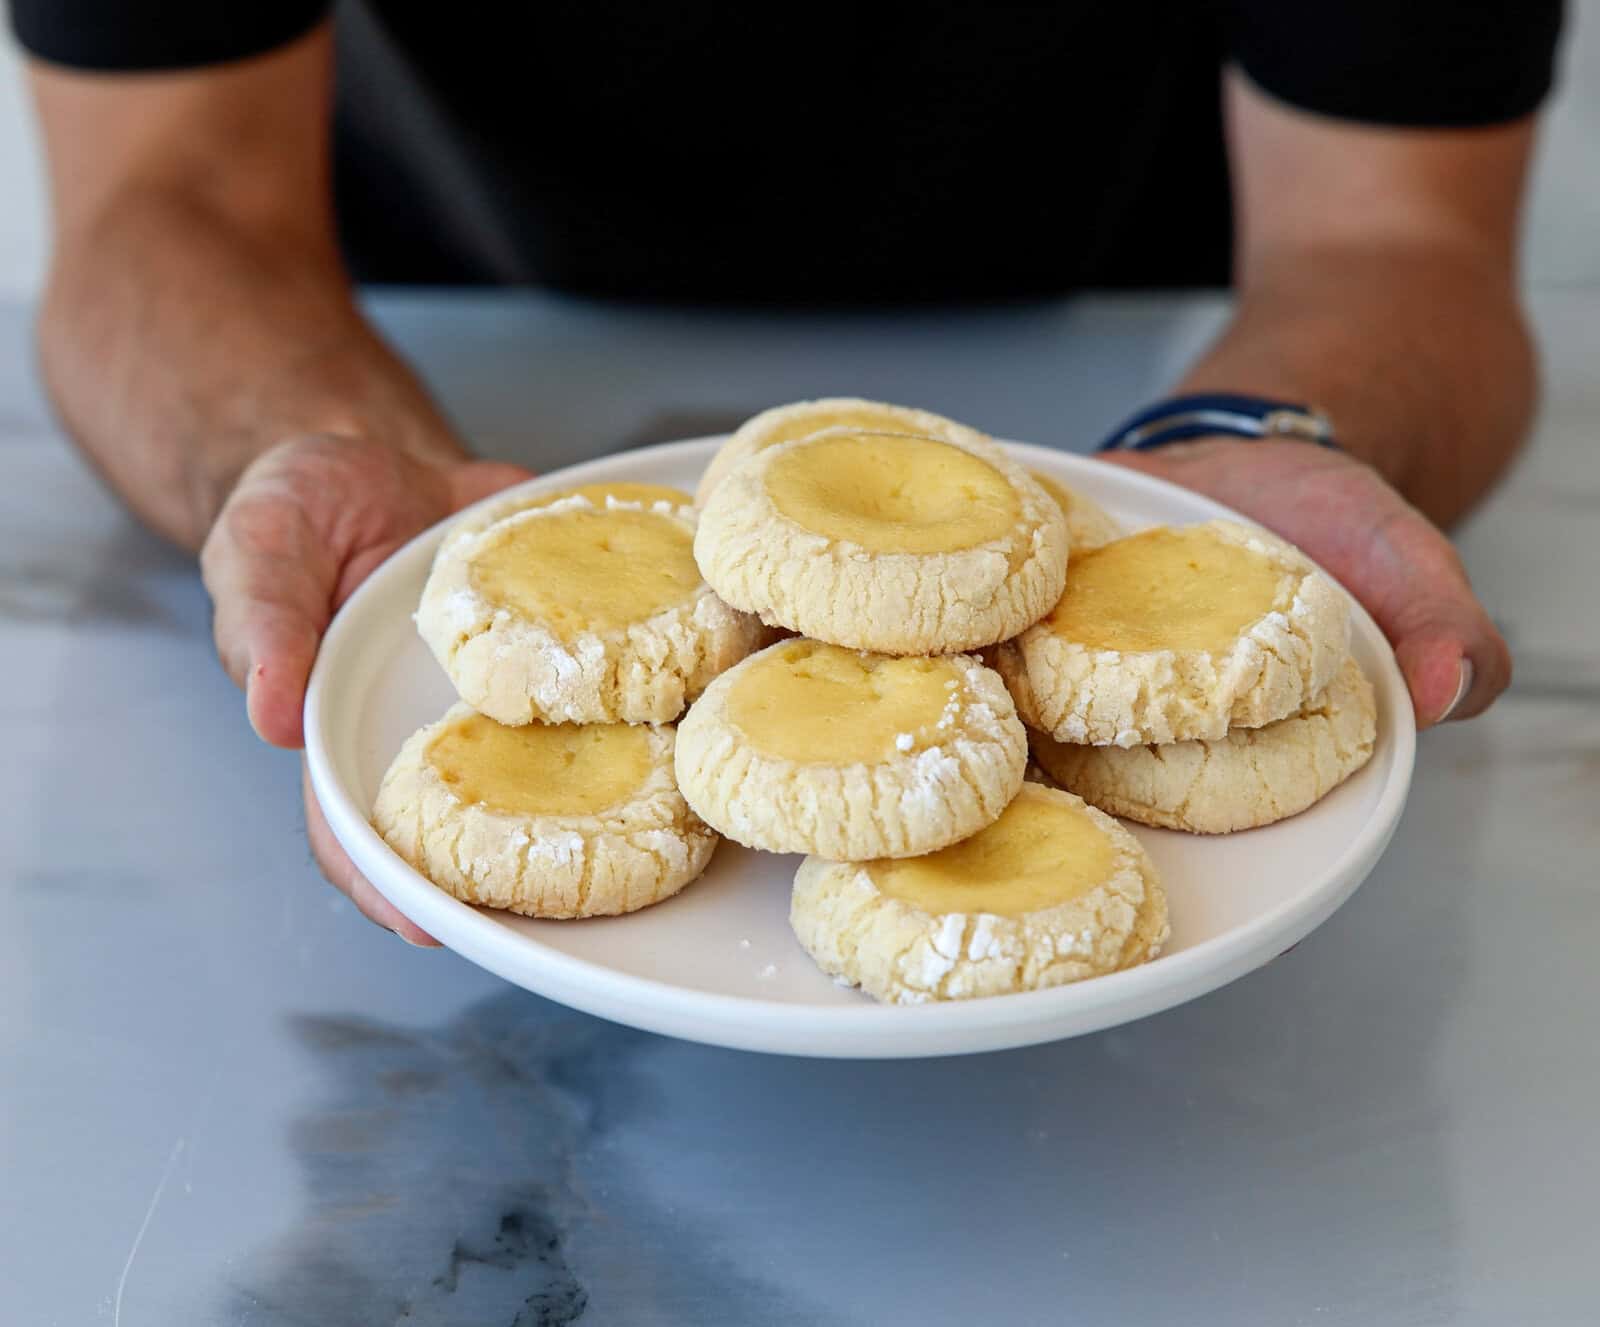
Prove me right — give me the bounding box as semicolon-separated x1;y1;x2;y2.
2;290;1595;1326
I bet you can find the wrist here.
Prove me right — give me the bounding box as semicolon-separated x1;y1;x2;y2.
1097;392;1338;455
245;329;470;466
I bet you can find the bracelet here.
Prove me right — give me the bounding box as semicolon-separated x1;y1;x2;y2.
1095;392;1340;453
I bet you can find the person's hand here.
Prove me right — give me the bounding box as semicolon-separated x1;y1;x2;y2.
200;433;533;943
1095;438;1510;727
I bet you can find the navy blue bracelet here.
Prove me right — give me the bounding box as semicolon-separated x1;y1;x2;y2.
1095;393;1340;453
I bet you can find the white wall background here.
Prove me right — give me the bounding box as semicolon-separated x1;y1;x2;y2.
0;8;1596;296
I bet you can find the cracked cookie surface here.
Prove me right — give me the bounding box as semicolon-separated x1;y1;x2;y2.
372;703;717;917
790;782;1168;1003
674;639;1026;859
995;519;1349;746
695;396;997;505
1032;655;1377;832
417;494;765;725
695;429;1068;654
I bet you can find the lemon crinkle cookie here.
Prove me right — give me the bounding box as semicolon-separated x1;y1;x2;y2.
790;782;1168;1004
1033;655;1377;833
1030;470;1121;551
695;428;1068;655
695;396;997;506
417;493;764;725
995;519;1349;746
674;639;1027;860
372;703;717;917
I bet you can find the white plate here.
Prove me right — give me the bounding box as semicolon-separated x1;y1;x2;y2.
306;438;1415;1058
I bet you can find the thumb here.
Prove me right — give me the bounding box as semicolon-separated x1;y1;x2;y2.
1381;583;1510;728
1340;515;1511;728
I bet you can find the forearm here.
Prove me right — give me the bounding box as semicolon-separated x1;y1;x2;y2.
38;186;466;551
1176;244;1536;527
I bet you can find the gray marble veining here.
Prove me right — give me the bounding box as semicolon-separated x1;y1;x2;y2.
1;293;1596;1327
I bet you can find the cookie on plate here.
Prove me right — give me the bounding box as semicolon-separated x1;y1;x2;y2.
1030;470;1121;551
695;428;1068;655
790;782;1168;1004
372;703;717;917
1032;655;1377;833
994;520;1349;746
417;494;765;725
674;639;1026;860
695;396;995;505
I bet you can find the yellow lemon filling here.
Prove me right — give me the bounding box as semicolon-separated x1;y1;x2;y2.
427;712;653;817
520;481;693;511
727;640;966;765
470;507;702;640
766;432;1020;554
1044;526;1289;654
867;785;1115;918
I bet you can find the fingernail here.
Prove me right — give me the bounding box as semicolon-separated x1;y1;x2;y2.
387;926;434;949
1438;659;1474;723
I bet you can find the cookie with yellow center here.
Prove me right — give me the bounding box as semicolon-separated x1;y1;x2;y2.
417;493;765;725
372;703;717;917
674;639;1027;860
1032;655;1377;833
1029;470;1122;551
994;519;1349;746
695;396;997;506
790;782;1168;1003
695;428;1068;654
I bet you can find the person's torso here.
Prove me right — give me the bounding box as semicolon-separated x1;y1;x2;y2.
333;0;1233;301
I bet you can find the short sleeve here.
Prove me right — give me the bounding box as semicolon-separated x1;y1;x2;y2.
8;0;332;72
1225;0;1564;128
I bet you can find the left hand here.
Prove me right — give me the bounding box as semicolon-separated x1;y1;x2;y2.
1096;438;1510;727
200;433;535;944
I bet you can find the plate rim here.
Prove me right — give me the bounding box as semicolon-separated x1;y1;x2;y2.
305;435;1417;1057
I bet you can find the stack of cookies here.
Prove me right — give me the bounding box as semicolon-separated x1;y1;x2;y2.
681;400;1170;1004
370;395;1375;1008
996;521;1377;835
372;479;767;918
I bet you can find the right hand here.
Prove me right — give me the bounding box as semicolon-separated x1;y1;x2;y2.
200;433;533;943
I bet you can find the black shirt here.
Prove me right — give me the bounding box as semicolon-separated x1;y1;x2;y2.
11;2;1564;303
